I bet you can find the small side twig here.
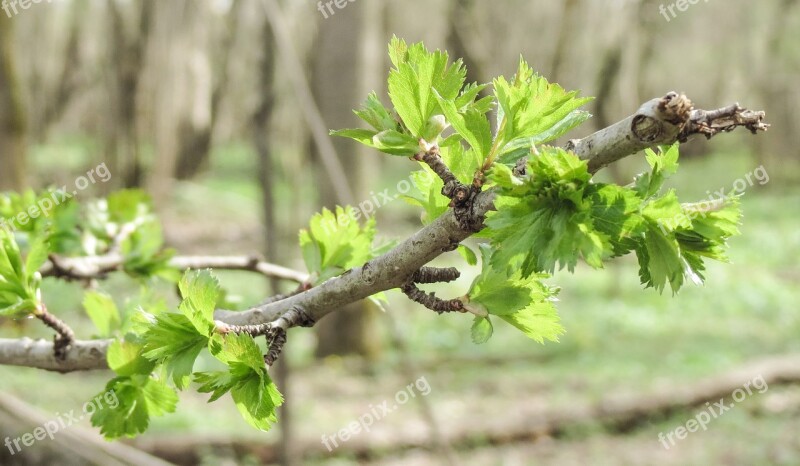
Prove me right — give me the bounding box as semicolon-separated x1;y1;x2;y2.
265;306;315;366
680;103;769;142
411;267;461;284
217;306;314;366
35;306;75;361
401;282;464;314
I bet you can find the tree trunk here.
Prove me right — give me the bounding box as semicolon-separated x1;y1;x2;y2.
173;0;242;181
0;14;27;191
310;0;383;360
105;0;153;189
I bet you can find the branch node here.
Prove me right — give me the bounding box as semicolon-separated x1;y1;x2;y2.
36;307;75;361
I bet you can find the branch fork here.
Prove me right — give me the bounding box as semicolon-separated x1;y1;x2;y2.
415;144;484;232
216;306;314;366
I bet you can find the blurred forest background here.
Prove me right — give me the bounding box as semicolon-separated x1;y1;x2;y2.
1;0;799;465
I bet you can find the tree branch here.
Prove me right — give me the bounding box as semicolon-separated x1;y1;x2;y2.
0;93;767;372
0;338;110;372
42;253;309;283
567;92;768;173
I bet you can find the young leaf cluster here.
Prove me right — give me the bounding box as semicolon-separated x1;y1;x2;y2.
466;245;563;344
88;270;282;438
299;206;390;284
486;144;741;294
0;227;47;317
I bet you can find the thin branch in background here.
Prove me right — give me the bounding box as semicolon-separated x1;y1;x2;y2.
42;253;309;283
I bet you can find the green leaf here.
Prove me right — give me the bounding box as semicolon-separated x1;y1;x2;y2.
0;228;40;314
83;291;121;337
493;58;592;162
354;92;399;132
299;207;378;283
457;244;478;266
106;189;152;223
0;298;37;318
466;245;563;343
674;196;742;284
178;270;220;337
486;147;609;275
230;372;283;431
91;375;178;439
331;128;420;156
387;38;467;138
434;89;492;157
497;110;592;165
194;370;236;403
143;312;208;389
636;224;685;294
642;190;690;231
197;333;283;431
471;316;493;344
587;184;645;257
634;144;680;199
106;339;156;376
498;302;564;344
468;245;532;315
400;167;450;225
24;233;50;277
